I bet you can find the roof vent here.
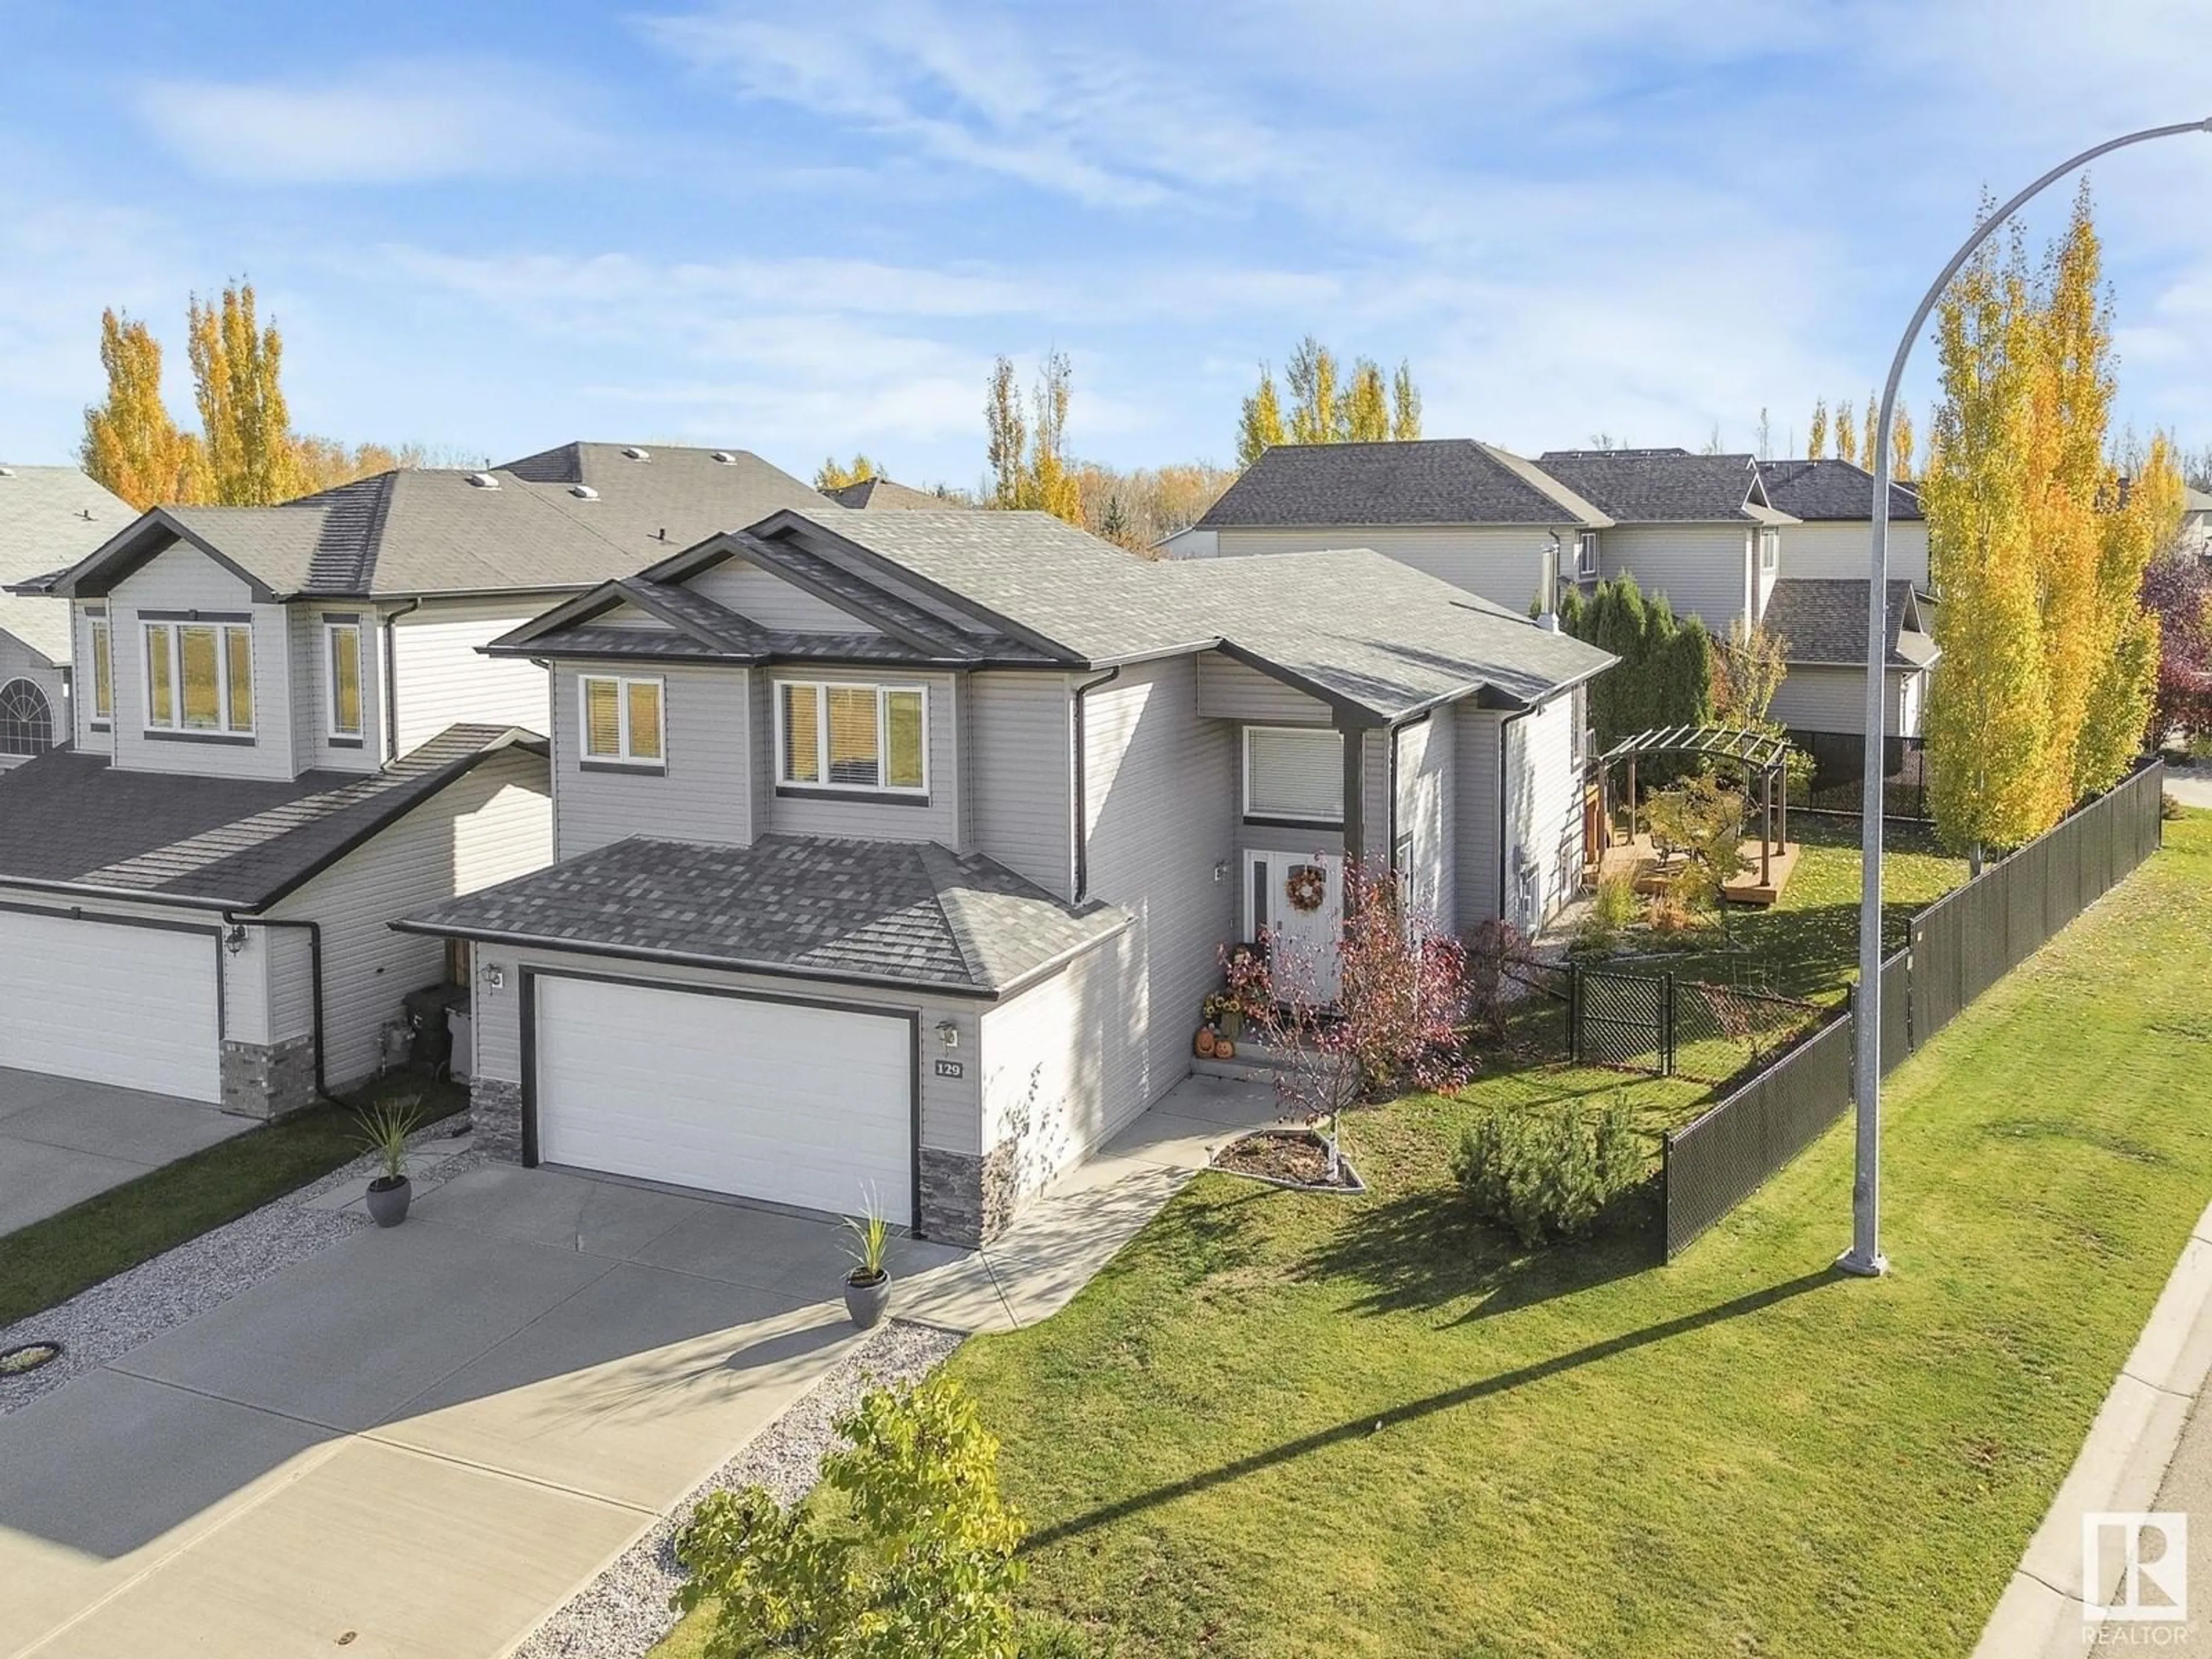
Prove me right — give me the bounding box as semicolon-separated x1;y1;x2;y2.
568;484;599;500
465;471;501;490
621;446;651;461
0;466;13;477
710;450;734;464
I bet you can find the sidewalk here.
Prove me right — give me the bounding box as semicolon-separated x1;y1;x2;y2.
1973;1198;2212;1655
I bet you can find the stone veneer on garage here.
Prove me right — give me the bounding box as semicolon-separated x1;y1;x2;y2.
219;1035;318;1119
468;1076;525;1162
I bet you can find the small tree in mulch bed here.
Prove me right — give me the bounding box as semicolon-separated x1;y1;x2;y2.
1225;861;1471;1181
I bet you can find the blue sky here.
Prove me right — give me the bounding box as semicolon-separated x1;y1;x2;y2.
2;0;2206;490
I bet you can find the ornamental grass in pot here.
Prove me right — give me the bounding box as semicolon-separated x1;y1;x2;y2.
843;1195;893;1329
355;1096;425;1228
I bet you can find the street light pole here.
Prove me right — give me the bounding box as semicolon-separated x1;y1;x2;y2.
1840;118;2212;1279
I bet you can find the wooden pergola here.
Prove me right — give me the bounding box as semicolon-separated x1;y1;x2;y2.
1596;724;1794;887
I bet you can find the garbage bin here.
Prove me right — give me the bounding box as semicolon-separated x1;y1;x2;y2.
401;983;468;1074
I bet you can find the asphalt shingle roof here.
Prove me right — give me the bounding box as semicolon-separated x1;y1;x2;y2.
33;443;837;603
396;834;1131;997
1755;459;1924;522
1762;579;1938;669
0;725;544;908
0;466;130;662
1196;440;1612;530
1535;449;1782;524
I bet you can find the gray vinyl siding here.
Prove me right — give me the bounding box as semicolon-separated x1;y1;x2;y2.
268;748;551;1090
1599;523;1756;634
107;544;296;781
980;937;1128;1198
1080;656;1239;1132
965;670;1075;896
466;943;982;1156
762;669;960;845
1196;650;1334;726
690;560;884;634
266;926;316;1044
552;662;752;860
1501;689;1585;929
1392;706;1456;932
1777;521;1931;588
1213;524;1563;616
0;631;66;771
288;605;383;777
389;598;556;752
1769;664;1921;738
1456;707;1505;924
71;604;112;755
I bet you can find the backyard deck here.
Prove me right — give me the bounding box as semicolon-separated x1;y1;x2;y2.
1592;831;1801;907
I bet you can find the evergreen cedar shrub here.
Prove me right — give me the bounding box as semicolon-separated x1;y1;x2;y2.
674;1376;1026;1659
1453;1094;1645;1246
1559;574;1715;753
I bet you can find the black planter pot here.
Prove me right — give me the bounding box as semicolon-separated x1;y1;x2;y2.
843;1271;891;1329
365;1175;412;1228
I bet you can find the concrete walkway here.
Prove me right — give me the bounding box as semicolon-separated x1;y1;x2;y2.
1972;1196;2212;1655
0;1076;1278;1658
0;1069;250;1237
2165;762;2212;812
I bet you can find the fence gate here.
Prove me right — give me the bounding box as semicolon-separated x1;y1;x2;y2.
1571;968;1674;1074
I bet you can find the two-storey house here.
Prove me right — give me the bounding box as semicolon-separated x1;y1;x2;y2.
399;509;1611;1246
0;443;830;1117
0;465;131;770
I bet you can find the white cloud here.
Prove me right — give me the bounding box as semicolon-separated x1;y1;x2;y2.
137;59;600;185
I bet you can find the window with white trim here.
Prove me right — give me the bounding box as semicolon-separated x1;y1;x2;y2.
1243;726;1343;823
579;673;664;766
88;616;112;725
324;619;364;740
143;620;253;735
1574;531;1600;579
1759;527;1779;571
776;680;926;794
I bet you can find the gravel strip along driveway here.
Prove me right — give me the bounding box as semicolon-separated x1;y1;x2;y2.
516;1319;966;1659
0;1116;481;1415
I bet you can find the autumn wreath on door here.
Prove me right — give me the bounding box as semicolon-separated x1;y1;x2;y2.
1285;863;1328;912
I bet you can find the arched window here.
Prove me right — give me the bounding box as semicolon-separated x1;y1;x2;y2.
0;679;55;757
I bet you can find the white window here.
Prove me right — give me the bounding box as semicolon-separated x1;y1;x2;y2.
1243;726;1343;823
143;620;253;736
579;674;664;767
88;615;112;725
776;681;927;794
324;619;364;740
1574;531;1599;579
1760;528;1779;571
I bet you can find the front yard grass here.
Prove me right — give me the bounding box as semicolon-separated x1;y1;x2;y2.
0;1071;461;1330
940;812;2212;1657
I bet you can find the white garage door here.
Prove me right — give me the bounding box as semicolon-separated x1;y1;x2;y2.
0;910;221;1100
534;977;915;1225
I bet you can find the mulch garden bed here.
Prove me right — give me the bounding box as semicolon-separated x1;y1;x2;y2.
1212;1128;1366;1194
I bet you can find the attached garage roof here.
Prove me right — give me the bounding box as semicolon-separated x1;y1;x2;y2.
0;725;545;910
396;834;1132;998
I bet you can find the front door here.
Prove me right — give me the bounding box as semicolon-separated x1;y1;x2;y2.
1244;849;1344;1001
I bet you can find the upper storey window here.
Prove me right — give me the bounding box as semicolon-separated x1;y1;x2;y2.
144;620;252;737
777;681;926;794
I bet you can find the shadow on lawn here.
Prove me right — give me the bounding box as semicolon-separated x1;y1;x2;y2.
1020;1264;1844;1554
1295;1179;1662;1322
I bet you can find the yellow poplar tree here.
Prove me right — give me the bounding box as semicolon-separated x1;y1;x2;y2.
1807;399;1829;459
187;282;300;506
1237;366;1286;468
1860;393;1879;474
1922;221;2052;868
81;310;204;509
1835;397;1859;464
1391;361;1421;440
1891;404;1916;480
1344;359;1391;441
2075;435;2179;792
982;352;1079;525
984;357;1028;510
814;454;878;491
1285;335;1341;444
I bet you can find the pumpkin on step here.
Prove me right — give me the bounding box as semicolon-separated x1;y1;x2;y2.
1214;1037;1236;1061
1195;1026;1218;1057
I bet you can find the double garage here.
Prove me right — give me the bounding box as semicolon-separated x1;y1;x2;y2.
524;973;923;1228
0;905;224;1102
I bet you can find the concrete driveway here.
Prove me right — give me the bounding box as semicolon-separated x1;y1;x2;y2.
0;1075;1278;1658
0;1069;250;1236
2165;761;2212;812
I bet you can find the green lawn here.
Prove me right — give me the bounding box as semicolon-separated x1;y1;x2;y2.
1585;815;1967;1006
923;812;2212;1658
0;1072;462;1330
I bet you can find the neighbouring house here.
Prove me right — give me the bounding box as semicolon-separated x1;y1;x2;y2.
1183;438;1612;617
0;441;831;1116
1755;458;1929;588
396;507;1611;1245
1154;524;1217;558
824;475;963;510
2180;486;2212;560
1533;448;1793;633
0;465;130;770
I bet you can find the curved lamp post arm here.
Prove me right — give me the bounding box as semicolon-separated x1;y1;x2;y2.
1843;117;2212;1278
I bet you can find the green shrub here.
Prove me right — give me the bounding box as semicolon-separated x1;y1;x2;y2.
1453;1093;1645;1245
675;1376;1025;1659
1018;1614;1119;1657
